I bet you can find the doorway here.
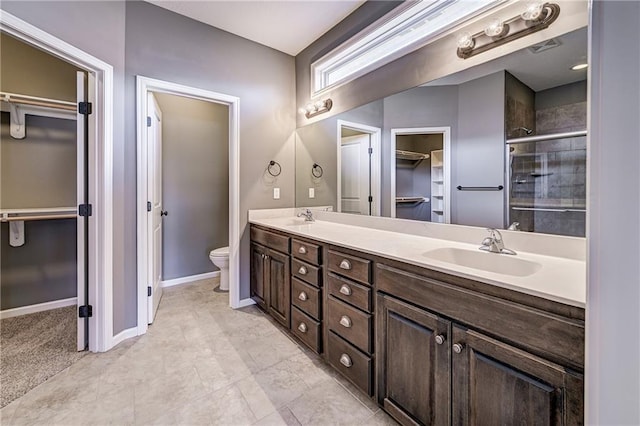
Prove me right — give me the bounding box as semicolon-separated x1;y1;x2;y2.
391;127;451;222
336;120;381;215
136;77;240;335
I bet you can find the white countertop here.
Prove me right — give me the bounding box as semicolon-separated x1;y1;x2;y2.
250;216;586;308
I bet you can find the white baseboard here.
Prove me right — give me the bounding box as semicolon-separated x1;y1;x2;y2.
0;297;77;320
161;271;220;288
110;326;138;348
236;297;256;309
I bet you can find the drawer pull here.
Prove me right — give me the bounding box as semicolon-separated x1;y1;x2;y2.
339;315;352;328
339;284;352;296
298;246;307;254
339;259;352;270
435;334;446;345
298;266;308;275
298;291;308;301
339;354;353;368
298;323;308;333
453;343;464;354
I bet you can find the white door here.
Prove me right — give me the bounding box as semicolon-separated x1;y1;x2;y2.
341;134;371;215
76;71;87;351
147;93;163;324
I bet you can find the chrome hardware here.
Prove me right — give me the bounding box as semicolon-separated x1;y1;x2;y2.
296;209;315;222
298;291;308;301
298;323;308;333
298;246;308;254
435;335;446;345
298;266;308;275
339;354;353;368
339;259;352;270
339;284;352;296
453;343;464;354
339;315;352;328
507;222;521;231
479;228;517;255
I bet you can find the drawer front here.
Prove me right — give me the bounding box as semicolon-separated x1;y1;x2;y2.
376;263;585;370
327;272;372;312
250;226;289;254
291;258;321;287
327;296;372;354
291;277;321;320
291;307;321;353
327;250;371;285
327;331;372;396
292;239;321;266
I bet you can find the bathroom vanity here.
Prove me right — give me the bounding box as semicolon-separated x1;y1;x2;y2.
249;212;585;425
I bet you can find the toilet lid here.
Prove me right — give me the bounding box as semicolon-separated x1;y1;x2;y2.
211;246;229;256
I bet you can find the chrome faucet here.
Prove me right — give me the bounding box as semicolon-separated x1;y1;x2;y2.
297;209;315;222
480;228;517;255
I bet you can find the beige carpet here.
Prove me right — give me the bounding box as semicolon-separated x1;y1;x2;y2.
0;306;86;408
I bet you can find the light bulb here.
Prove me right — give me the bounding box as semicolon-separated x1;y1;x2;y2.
298;108;307;115
305;103;315;113
457;32;474;50
314;100;325;110
484;19;506;37
521;2;544;21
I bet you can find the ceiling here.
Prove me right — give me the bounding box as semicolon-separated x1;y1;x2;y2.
146;0;366;56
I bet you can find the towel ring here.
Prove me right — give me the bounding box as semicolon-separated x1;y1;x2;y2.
267;160;282;177
311;163;323;178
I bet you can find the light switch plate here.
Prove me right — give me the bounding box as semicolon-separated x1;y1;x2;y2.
273;187;280;199
309;188;315;198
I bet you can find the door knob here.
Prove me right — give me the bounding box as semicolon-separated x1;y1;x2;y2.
160;210;168;216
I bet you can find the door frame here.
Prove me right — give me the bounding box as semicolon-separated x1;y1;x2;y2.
0;11;114;352
336;120;382;215
390;127;451;222
135;76;241;336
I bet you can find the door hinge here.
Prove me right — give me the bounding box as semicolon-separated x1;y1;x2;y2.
368;196;373;203
147;201;152;212
147;116;152;127
78;204;92;217
148;286;152;297
78;305;93;318
78;101;92;115
368;147;373;155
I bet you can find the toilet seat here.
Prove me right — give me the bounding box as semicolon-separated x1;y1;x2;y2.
210;246;229;257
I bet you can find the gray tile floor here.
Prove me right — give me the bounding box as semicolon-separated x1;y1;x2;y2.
0;279;397;425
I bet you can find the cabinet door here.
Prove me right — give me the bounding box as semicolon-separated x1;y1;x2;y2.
452;325;584;425
377;294;451;426
250;243;268;310
267;249;291;329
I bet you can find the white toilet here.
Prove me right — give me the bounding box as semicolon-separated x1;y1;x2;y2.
209;246;229;291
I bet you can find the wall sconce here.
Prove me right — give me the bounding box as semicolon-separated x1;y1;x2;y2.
300;98;333;119
457;2;560;59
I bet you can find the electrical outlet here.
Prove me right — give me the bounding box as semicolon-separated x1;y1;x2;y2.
273;187;280;199
309;188;315;198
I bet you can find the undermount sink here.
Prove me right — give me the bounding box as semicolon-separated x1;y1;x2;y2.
422;247;542;277
270;217;313;227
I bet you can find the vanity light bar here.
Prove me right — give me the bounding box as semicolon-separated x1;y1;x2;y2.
301;98;333;119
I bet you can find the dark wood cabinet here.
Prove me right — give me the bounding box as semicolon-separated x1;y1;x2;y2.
250;243;268;310
266;249;290;328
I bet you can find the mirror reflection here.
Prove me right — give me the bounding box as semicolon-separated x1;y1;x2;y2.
295;26;587;237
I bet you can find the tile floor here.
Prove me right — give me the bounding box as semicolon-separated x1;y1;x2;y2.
0;279;397;425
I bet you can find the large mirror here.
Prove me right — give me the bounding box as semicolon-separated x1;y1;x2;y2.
295;26;587;237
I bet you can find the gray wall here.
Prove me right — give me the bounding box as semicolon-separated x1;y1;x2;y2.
587;1;640;424
124;1;296;305
154;93;229;280
535;80;587;110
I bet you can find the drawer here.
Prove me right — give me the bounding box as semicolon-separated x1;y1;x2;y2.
327;296;373;354
327;250;371;285
292;258;321;287
327;272;372;313
291;306;321;353
250;226;289;254
292;239;321;266
291;277;321;320
327;331;372;396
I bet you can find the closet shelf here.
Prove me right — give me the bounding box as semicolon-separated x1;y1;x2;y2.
1;207;77;222
396;196;429;207
1;91;77;139
396;149;430;168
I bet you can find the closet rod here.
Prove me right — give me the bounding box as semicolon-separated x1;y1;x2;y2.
0;92;77;112
1;214;77;222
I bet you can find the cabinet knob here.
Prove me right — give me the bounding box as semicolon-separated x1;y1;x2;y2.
261;254;266;259
298;246;307;254
298;323;308;333
339;315;352;328
339;354;353;368
339;259;352;270
453;343;464;354
298;291;308;301
339;284;352;296
435;334;446;345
